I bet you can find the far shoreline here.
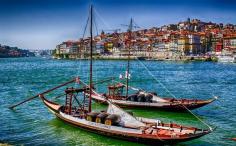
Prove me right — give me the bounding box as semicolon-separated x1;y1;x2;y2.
51;55;218;62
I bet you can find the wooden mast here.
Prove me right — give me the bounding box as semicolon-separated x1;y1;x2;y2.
89;5;93;112
126;18;133;97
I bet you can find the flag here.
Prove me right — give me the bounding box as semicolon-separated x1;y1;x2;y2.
125;71;131;79
119;74;123;79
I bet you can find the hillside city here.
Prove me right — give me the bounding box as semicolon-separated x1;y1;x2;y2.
0;44;35;58
53;18;236;61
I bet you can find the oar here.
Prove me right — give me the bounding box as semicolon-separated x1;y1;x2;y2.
222;137;236;141
230;138;236;141
51;77;114;100
53;93;66;99
9;78;76;109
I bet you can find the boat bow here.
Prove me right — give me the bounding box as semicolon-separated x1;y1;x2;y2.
39;94;61;114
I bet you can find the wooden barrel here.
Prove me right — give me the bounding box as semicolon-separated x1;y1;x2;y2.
127;94;137;101
96;113;109;124
86;112;100;122
137;94;145;102
145;94;153;102
105;114;121;126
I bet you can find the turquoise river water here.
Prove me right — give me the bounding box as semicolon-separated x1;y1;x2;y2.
0;57;236;146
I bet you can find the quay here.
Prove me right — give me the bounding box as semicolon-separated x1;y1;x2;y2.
52;18;236;62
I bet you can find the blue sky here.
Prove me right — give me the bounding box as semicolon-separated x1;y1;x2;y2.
0;0;236;50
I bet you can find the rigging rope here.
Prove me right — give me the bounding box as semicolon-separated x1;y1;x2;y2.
108;18;213;130
73;5;213;132
82;14;90;39
136;59;213;130
93;8;113;30
93;15;99;36
74;8;90;88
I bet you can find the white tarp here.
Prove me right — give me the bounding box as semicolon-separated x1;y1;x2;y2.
152;95;169;102
107;103;146;128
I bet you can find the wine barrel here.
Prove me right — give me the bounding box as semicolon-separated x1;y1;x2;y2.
105;114;121;126
96;113;109;124
127;94;137;101
145;94;153;102
137;94;145;102
86;112;100;122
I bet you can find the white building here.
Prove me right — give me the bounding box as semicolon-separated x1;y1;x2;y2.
188;34;201;54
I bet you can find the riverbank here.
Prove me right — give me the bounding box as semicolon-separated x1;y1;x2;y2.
52;54;218;62
0;44;35;58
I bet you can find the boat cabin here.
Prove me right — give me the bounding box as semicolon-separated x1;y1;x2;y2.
62;87;89;116
108;83;125;100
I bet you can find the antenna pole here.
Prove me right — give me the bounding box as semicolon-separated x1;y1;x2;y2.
126;18;133;98
89;5;93;112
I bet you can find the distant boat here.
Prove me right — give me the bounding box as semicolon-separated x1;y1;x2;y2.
137;56;147;60
217;54;236;63
90;85;217;111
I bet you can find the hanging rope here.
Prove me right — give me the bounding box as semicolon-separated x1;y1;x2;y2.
73;7;91;88
93;7;113;30
109;16;213;130
93;15;99;36
82;14;90;39
136;59;213;130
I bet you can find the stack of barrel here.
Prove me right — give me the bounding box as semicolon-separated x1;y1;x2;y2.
127;92;157;102
86;112;121;126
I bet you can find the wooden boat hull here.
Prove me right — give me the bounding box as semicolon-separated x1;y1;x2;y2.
91;93;216;111
40;95;211;145
57;114;209;145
